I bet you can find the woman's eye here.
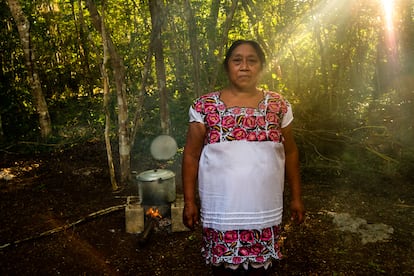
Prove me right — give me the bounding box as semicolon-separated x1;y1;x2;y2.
248;59;258;64
230;57;259;66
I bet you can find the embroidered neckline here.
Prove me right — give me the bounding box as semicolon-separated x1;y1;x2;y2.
214;89;268;111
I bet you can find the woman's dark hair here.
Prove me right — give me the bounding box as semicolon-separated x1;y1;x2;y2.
223;40;266;72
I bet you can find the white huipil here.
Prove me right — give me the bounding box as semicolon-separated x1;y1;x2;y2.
189;91;293;232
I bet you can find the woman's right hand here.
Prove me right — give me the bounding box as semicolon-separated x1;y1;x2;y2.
183;201;199;230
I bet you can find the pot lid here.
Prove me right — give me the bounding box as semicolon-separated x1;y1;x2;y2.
136;169;175;181
150;135;178;160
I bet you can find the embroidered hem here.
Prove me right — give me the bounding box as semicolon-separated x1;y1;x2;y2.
202;225;283;268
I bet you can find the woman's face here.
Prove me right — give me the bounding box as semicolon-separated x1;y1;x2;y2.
226;43;263;91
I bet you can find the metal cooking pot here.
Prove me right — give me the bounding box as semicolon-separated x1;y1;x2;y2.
136;169;176;205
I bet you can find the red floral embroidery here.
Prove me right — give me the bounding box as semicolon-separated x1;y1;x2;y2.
232;128;247;140
258;102;266;110
265;112;279;124
202;226;282;267
192;91;289;144
257;131;267;141
194;101;203;112
206;113;220;127
232;256;242;264
256;116;266;128
246;108;255;115
255;256;265;263
247;132;257;141
239;247;250;256
250;243;264;255
212;244;228;257
209;130;221;143
222;115;236;129
261;227;273;241
242;116;256;129
204;102;217;113
268;130;280;142
268;101;281;113
240;230;255;243
223;230;238;243
232;107;242;115
217;104;226;112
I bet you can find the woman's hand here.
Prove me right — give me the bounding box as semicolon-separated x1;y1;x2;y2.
183;201;199;230
290;198;305;224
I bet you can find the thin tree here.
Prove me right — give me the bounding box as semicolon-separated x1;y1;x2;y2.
204;0;220;88
149;0;170;135
130;46;153;151
209;0;239;91
184;0;202;97
70;0;94;97
6;0;52;139
86;0;130;185
0;114;3;140
101;0;118;191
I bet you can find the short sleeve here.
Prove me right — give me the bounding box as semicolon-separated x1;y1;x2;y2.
189;105;204;123
281;101;294;128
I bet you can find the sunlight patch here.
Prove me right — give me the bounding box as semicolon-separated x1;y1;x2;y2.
72;167;103;176
0;169;16;181
326;212;394;244
0;161;41;184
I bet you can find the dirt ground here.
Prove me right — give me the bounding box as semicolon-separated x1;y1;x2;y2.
0;141;413;275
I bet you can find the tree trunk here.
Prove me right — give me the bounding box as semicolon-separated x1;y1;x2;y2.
130;46;152;151
71;0;94;97
0;114;4;141
184;0;202;97
209;0;239;91
241;0;267;52
206;0;220;86
314;18;330;109
149;0;170;135
6;0;52;140
0;57;4;141
101;1;118;191
86;0;130;185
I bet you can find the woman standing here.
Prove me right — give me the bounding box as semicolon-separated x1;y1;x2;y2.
182;40;305;275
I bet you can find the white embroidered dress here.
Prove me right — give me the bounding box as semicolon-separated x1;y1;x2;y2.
189;91;293;231
189;90;293;267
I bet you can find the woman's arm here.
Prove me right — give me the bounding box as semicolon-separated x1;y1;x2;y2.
282;124;305;224
182;122;206;229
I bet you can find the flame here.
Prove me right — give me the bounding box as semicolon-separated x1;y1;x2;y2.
146;207;162;218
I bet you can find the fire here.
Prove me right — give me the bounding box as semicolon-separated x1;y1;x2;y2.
146;207;162;219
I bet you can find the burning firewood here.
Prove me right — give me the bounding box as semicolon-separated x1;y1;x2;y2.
138;207;162;246
146;207;162;219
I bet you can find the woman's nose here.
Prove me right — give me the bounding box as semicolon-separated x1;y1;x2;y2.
240;59;249;70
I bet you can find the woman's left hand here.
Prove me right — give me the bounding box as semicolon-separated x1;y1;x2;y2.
290;198;305;224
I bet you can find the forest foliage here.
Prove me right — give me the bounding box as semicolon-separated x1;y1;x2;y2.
1;0;413;182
